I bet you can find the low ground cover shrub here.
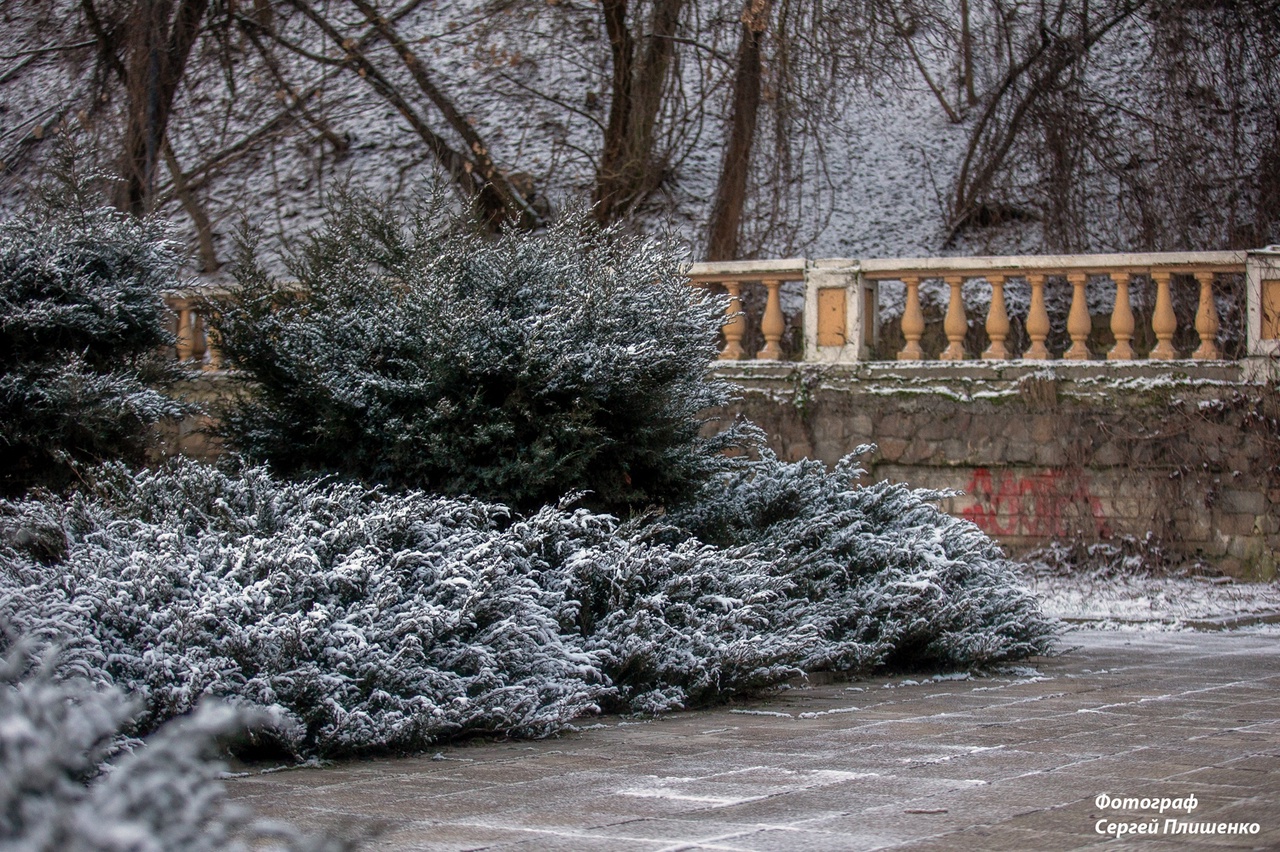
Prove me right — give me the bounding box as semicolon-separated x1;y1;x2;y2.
0;180;1055;766
0;169;186;496
667;449;1058;670
212;195;746;514
0;459;1056;758
0;641;346;850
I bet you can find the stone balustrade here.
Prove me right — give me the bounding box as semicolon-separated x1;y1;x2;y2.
167;293;221;370
686;259;808;362
691;250;1280;366
860;252;1246;362
169;247;1280;370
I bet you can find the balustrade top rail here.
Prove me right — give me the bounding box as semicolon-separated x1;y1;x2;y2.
166;248;1280;371
856;250;1246;277
686;258;807;281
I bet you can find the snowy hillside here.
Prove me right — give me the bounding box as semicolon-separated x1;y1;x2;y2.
1;1;1276;270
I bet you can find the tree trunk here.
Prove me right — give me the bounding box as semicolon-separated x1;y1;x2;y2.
346;0;543;230
118;0;210;215
705;0;769;261
164;142;219;271
593;0;684;224
595;0;634;223
960;0;976;107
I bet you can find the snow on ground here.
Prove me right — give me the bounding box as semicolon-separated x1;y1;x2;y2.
1025;568;1280;632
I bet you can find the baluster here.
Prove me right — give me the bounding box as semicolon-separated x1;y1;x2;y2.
175;304;194;362
941;275;967;360
1065;272;1091;360
1024;273;1051;360
720;282;746;360
1150;270;1177;359
1192;271;1221;359
982;275;1009;359
898;275;925;361
757;278;784;360
191;311;208;364
1108;273;1135;360
204;324;223;371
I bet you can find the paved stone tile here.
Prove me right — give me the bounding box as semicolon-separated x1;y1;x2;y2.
227;629;1280;850
384;825;661;852
581;816;780;843
891;825;1092;852
373;823;546;852
716;826;903;851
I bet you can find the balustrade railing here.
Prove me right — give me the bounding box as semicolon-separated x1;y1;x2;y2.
167;293;222;370
862;252;1246;362
167;248;1280;371
686;259;807;361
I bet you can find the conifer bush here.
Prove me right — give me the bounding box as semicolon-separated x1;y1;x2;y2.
212;195;744;514
0;641;347;850
0;461;611;755
0;183;1057;763
0;459;1056;757
666;449;1058;670
0;172;186;496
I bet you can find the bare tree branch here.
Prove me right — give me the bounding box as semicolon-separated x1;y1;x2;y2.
345;0;544;229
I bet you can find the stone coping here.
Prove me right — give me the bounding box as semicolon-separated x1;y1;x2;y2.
712;360;1246;385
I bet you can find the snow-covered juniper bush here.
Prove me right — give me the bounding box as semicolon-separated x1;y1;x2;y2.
0;641;350;851
0;171;187;496
0;458;1056;758
666;449;1058;670
212;194;747;514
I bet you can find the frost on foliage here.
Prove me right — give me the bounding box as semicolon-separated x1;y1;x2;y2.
0;461;613;755
212;194;749;513
1;458;1055;755
0;642;344;851
566;531;805;712
0;170;187;496
667;448;1058;670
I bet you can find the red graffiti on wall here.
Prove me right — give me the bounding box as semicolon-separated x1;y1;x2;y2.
961;468;1111;539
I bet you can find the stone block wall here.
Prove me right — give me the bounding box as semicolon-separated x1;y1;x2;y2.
153;374;228;463
160;363;1280;578
710;362;1280;579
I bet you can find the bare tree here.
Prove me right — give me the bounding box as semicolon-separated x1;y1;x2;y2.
704;0;767;261
924;0;1280;252
703;0;907;259
79;0;212;214
246;0;543;230
941;0;1148;247
593;0;687;223
5;0;1275;265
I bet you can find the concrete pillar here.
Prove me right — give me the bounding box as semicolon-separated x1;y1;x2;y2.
803;260;876;362
1245;246;1280;381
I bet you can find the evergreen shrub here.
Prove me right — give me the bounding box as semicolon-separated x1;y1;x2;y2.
212;195;744;513
0;173;186;496
667;449;1058;669
0;183;1057;763
0;459;1056;757
0;641;348;850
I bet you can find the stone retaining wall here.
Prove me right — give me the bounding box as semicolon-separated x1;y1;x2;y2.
164;363;1280;578
710;362;1279;579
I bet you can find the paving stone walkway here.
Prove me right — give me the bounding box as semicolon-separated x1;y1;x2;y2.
228;629;1280;850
